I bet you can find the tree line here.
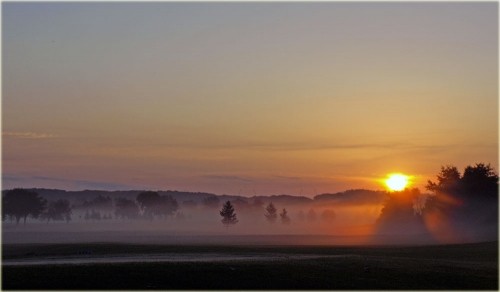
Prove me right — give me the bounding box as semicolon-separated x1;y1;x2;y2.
2;189;72;224
1;190;180;224
3;163;497;231
377;163;498;236
219;201;297;227
2;188;331;228
221;162;499;232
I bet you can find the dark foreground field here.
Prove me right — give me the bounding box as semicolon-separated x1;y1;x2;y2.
2;241;498;290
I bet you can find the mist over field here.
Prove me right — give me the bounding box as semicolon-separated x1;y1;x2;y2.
2;189;380;244
3;164;498;246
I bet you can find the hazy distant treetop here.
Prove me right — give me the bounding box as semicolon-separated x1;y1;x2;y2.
202;195;220;208
263;195;313;205
314;189;386;204
264;202;278;223
136;191;178;219
153;195;179;218
114;197;139;219
306;209;317;222
252;198;264;208
320;209;336;222
279;208;291;224
81;194;112;209
42;199;72;222
232;198;250;210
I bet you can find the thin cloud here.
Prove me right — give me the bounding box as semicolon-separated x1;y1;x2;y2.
3;131;58;139
201;175;254;183
149;141;440;152
2;175;137;191
273;175;302;181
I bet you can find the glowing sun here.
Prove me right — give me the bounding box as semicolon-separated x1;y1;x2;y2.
385;173;410;191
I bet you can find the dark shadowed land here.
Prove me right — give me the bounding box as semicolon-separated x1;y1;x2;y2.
2;241;497;290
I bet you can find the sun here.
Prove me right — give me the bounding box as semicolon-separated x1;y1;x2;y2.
385;173;410;191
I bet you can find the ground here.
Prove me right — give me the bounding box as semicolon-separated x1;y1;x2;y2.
2;241;498;290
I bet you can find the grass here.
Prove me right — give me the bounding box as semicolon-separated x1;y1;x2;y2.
2;241;498;290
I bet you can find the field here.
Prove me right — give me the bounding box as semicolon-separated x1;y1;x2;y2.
2;241;498;290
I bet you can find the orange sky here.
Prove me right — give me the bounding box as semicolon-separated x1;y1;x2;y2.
2;3;498;195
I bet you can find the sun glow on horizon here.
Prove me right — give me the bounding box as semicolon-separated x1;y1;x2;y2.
385;173;410;191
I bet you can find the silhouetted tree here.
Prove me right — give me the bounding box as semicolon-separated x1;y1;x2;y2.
42;199;72;223
377;163;498;241
378;188;424;224
3;189;47;224
279;208;291;224
220;201;238;227
426;165;462;196
264;203;278;223
423;165;466;227
375;188;430;241
137;191;160;217
425;163;499;225
136;191;160;219
462;163;498;199
114;198;139;219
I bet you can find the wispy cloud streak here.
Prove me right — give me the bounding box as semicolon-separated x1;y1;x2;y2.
3;131;58;139
140;141;420;151
201;175;254;183
2;175;137;191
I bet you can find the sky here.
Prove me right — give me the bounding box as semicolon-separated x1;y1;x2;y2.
2;2;498;196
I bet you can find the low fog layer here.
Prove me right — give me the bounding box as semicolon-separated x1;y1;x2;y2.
3;164;498;246
3;189;385;245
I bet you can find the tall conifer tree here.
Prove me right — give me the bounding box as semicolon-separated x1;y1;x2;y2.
220;201;238;227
